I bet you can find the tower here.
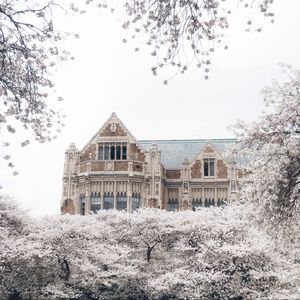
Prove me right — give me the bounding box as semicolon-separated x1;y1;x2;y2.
61;143;79;214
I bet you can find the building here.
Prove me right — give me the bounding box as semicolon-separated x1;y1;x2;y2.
61;113;242;215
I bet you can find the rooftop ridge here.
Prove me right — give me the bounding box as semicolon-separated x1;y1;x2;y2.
138;138;237;143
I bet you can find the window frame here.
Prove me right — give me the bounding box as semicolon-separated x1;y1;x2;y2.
98;143;127;161
203;158;215;177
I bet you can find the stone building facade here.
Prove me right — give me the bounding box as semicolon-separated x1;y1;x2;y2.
61;113;242;215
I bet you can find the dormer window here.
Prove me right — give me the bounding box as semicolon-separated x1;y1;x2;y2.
98;143;127;160
204;158;215;177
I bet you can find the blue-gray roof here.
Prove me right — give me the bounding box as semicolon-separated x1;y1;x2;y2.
138;139;237;169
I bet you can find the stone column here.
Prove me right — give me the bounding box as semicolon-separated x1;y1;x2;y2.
100;181;104;210
113;180;117;209
85;182;91;215
214;187;217;205
127;180;132;213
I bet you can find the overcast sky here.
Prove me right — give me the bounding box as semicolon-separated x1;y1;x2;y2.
1;1;300;216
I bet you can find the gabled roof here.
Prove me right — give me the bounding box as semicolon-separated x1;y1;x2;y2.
139;139;237;169
81;112;142;153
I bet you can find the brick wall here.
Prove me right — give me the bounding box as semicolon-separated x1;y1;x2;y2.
217;160;228;178
91;162;105;171
100;123;127;137
80;163;87;173
115;161;128;171
61;199;75;215
133;162;143;172
129;143;145;161
166;170;181;179
80;144;96;162
191;160;201;179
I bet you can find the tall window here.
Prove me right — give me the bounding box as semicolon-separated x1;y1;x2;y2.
116;144;121;160
122;145;127;160
103;192;114;210
80;194;85;215
204;158;215;177
91;192;100;213
98;146;104;160
132;193;140;211
117;192;127;210
167;199;179;211
104;145;109;160
98;143;127;160
110;145;115;160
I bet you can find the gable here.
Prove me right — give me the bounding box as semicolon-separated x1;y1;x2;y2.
99;123;127;137
139;139;236;169
80;113;145;163
190;143;228;179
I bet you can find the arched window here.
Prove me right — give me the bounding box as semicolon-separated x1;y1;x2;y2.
167;199;179;211
204;158;215;177
117;192;127;210
98;146;104;160
97;143;128;161
104;145;109;160
210;160;215;176
204;161;209;176
116;144;121;160
103;192;114;210
132;193;140;211
80;194;85;215
110;145;115;160
91;192;100;213
122;144;127;160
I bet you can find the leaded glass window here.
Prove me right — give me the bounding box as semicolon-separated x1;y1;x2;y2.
103;192;114;210
117;192;127;210
91;192;100;213
132;193;140;211
204;158;215;177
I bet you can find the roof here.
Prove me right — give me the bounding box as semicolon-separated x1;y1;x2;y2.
138;139;237;169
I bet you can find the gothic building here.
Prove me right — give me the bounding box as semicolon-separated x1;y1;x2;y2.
61;113;242;215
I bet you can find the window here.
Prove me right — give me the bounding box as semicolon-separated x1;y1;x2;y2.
217;199;226;207
116;144;121;160
204;198;215;207
104;145;109;160
167;199;179;211
103;192;114;210
192;199;203;210
98;143;127;161
98;146;104;160
110;145;115;160
204;158;215;177
117;192;127;210
80;194;85;215
132;193;140;211
122;145;127;160
91;192;100;213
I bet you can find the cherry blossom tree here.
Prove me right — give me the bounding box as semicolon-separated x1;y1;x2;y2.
231;68;300;227
93;0;275;80
0;0;80;173
2;202;300;299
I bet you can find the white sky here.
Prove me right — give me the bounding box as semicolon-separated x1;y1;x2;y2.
1;0;300;216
